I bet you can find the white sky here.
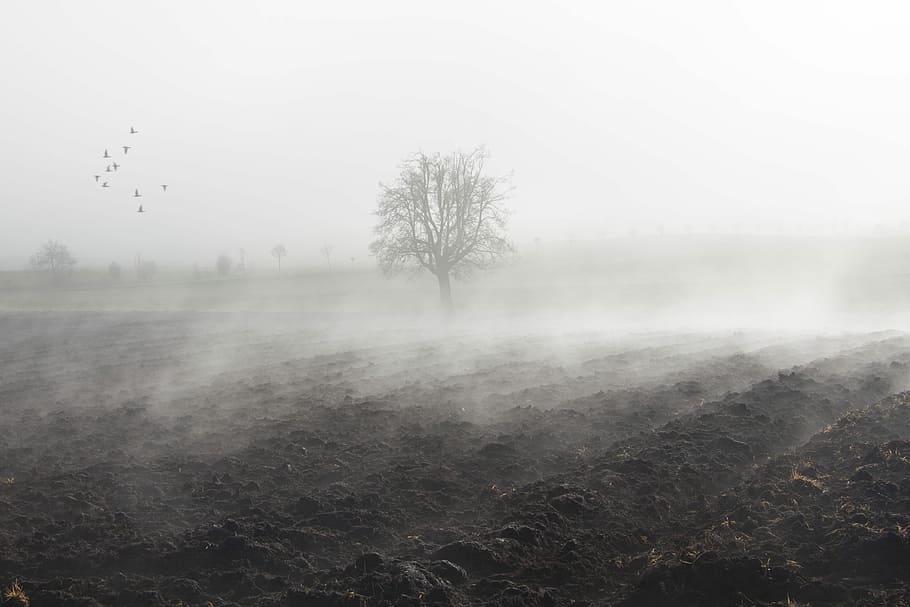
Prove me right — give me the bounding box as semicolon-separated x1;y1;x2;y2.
3;1;910;267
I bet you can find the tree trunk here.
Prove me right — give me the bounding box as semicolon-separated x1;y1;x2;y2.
437;271;453;316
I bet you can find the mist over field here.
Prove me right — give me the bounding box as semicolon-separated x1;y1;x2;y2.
6;2;910;606
5;233;910;334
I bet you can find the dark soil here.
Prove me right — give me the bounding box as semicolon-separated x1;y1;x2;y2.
2;312;910;606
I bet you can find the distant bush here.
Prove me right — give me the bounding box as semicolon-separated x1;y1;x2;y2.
136;260;157;281
108;262;122;280
216;254;233;277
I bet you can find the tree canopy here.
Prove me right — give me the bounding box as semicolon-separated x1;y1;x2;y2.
30;240;77;282
370;147;512;310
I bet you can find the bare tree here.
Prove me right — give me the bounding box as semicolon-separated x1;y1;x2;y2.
370;147;512;312
320;244;333;271
271;244;287;272
237;248;246;274
30;240;77;282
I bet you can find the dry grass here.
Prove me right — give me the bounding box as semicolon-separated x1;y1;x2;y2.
3;581;30;607
789;466;826;491
882;446;910;465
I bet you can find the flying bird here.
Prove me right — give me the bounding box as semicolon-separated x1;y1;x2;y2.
130;127;138;134
161;185;168;192
103;149;110;158
102;182;110;188
137;204;145;213
112;162;120;171
93;175;100;182
134;188;142;197
122;146;131;154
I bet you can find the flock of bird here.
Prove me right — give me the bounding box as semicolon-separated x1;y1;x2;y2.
94;126;168;213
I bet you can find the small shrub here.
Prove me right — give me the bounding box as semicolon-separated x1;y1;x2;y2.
216;255;233;277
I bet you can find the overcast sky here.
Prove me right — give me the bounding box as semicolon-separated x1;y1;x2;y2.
3;1;910;268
